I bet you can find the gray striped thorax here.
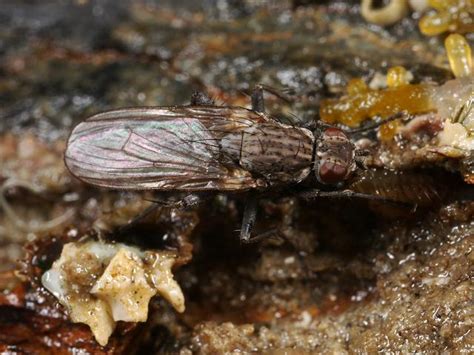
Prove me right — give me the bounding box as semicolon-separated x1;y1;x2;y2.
219;122;314;185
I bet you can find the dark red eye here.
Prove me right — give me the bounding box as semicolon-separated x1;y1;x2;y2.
318;159;348;184
323;127;347;139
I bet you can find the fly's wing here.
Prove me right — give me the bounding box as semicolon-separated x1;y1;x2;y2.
65;106;267;191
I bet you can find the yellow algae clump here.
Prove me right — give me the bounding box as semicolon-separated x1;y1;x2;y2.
379;67;411;140
445;34;473;78
419;0;474;35
347;78;369;95
319;36;472;142
387;66;411;87
378;118;404;141
320;81;434;128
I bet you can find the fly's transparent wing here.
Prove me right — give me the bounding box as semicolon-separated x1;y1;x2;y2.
65;106;266;191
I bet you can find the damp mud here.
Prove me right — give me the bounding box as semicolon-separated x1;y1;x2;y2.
0;1;473;353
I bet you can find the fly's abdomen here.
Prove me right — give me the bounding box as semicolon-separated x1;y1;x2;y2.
220;123;314;184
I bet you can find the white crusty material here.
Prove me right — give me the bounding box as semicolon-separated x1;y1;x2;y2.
41;241;184;346
91;248;157;322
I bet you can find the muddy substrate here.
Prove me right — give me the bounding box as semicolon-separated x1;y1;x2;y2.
174;200;474;353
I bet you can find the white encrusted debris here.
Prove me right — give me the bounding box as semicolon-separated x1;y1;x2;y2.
437;102;473;153
438;120;474;152
41;241;184;346
91;248;157;323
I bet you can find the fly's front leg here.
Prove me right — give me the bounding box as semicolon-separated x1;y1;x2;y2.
297;189;411;207
345;112;409;134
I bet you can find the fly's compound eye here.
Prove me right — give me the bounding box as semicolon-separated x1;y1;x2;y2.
317;159;349;184
323;127;347;139
315;126;355;184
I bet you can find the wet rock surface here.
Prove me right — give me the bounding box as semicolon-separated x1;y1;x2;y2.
0;1;473;353
181;202;474;353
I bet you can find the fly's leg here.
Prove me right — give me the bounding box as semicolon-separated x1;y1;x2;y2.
345;112;410;134
303;112;413;137
240;196;259;243
251;85;265;113
240;216;294;244
118;193;205;235
190;91;215;106
240;198;316;279
116;203;161;235
240;197;294;244
240;86;266;240
257;83;294;104
240;87;265;242
297;189;411;207
145;193;204;210
241;89;270;243
252;83;299;114
240;196;292;244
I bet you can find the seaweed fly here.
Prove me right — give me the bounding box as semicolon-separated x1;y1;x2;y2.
65;86;392;242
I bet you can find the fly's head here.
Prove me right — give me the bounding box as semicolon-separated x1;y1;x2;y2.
314;127;357;185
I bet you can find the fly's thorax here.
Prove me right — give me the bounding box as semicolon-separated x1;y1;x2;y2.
219;123;314;184
314;127;356;184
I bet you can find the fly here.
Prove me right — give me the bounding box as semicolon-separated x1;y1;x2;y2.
65;86;405;242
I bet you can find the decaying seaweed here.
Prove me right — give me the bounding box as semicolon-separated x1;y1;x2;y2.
0;0;473;353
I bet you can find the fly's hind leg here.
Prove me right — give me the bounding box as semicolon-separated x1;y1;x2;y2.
118;193;205;235
145;193;205;210
116;203;161;235
190;91;215;106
